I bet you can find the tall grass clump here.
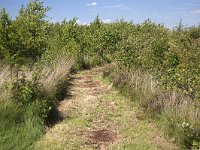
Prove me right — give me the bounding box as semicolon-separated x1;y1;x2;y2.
0;68;46;149
0;100;43;150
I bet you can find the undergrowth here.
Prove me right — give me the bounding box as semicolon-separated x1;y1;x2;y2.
0;56;73;149
103;65;200;149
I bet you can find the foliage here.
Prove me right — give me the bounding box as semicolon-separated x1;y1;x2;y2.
0;0;200;149
10;74;38;105
0;0;49;68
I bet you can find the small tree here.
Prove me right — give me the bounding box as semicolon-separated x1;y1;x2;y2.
10;0;50;65
0;8;11;61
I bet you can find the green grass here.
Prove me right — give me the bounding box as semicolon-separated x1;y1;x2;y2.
0;100;43;150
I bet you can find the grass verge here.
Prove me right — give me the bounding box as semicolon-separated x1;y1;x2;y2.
103;64;200;149
0;57;74;150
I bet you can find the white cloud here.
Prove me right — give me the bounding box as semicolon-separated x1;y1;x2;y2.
189;9;200;14
82;22;90;26
86;2;97;6
103;4;133;10
102;19;112;23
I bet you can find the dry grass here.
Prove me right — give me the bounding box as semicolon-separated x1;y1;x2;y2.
37;58;74;92
0;66;12;100
0;57;74;100
0;67;10;87
106;65;199;120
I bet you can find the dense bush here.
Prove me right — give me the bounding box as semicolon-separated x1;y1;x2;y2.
102;21;200;149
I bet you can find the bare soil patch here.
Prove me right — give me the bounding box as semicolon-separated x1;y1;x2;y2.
86;128;117;149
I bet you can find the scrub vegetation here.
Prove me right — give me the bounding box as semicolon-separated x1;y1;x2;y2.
0;0;199;149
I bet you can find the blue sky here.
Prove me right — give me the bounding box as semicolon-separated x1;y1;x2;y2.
0;0;200;28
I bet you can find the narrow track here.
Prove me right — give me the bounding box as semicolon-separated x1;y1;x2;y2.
34;67;178;150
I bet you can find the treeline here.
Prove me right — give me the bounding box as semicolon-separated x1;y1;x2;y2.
0;0;200;149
